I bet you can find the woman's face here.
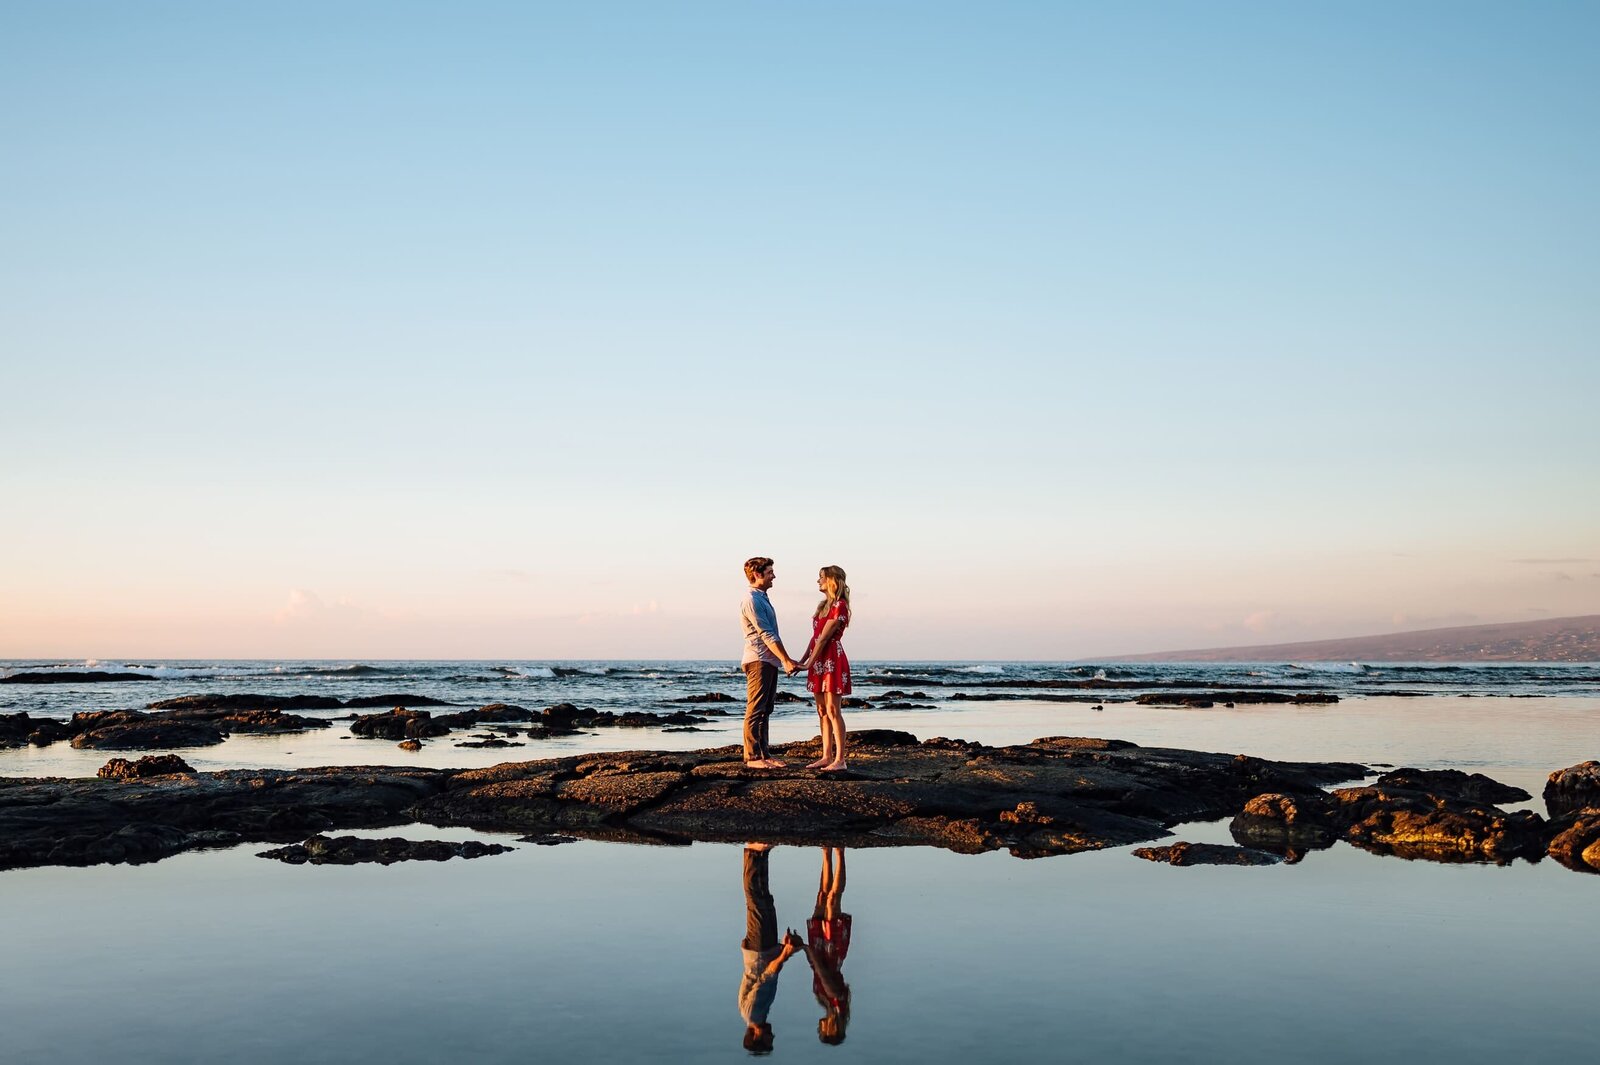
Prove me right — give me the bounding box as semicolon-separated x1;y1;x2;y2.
817;572;834;596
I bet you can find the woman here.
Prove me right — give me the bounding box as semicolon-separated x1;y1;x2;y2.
800;565;852;771
797;846;852;1045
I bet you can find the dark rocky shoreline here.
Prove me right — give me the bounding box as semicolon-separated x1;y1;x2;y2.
4;729;1596;875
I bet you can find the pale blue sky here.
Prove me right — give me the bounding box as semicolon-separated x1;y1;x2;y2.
2;2;1596;658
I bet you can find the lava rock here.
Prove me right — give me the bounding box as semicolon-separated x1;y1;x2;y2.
1375;768;1531;805
256;833;512;865
1544;761;1600;818
1133;842;1284;866
349;708;450;740
98;755;196;781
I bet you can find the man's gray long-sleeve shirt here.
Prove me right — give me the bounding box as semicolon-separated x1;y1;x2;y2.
740;588;782;667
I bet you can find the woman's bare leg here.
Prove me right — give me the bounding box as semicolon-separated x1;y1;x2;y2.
821;693;848;770
826;847;845;916
807;693;832;768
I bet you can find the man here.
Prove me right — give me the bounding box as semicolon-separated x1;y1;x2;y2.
740;556;800;769
737;842;803;1053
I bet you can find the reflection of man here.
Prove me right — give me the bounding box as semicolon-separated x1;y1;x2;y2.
738;843;802;1054
740;557;800;769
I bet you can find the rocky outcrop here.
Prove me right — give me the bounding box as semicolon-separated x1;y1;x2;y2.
1375;768;1531;805
1543;761;1600;873
1133;842;1284;866
98;755;195;781
414;734;1365;859
1229;791;1339;851
21;735;1593;875
1330;785;1546;863
350;702;720;741
256;834;511;865
9;699;334;752
349;708;451;740
1544;761;1600;818
1234;774;1546;865
0;713;73;749
1135;691;1338;707
0;766;448;869
1;671;155;684
1546;811;1600;873
149;694;343;712
70;711;227;750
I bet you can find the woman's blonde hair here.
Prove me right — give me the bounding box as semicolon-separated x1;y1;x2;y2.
814;565;850;618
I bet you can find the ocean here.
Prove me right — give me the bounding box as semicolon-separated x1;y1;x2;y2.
2;660;1598;1063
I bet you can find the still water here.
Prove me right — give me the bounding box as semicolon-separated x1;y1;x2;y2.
2;693;1598;1063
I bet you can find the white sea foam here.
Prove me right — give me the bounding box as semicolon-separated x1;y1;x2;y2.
954;665;1004;674
77;660;268;680
497;666;557;679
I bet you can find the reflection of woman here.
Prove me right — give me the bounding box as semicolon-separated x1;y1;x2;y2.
799;846;852;1044
738;843;801;1054
801;566;852;771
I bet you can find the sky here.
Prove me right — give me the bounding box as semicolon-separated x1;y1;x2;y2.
2;1;1597;660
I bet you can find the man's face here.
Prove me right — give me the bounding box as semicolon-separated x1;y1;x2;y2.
753;565;776;590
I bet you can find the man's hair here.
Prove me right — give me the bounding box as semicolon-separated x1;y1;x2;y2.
743;1024;774;1053
744;557;774;583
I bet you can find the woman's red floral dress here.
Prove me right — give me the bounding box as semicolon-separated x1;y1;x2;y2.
805;601;851;695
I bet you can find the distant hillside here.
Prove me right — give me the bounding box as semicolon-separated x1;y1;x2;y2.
1118;614;1600;663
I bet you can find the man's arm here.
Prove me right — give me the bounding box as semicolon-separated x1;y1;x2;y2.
750;594;799;673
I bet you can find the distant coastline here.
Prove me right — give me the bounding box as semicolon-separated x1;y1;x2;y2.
1116;614;1600;663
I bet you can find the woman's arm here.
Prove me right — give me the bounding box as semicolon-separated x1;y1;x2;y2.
810;617;843;660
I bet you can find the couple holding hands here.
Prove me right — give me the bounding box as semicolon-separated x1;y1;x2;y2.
738;557;852;771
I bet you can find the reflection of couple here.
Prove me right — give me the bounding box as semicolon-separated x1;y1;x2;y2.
738;844;853;1053
739;557;852;771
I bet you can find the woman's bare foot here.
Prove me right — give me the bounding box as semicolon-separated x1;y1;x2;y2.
805;758;830;769
820;760;848;772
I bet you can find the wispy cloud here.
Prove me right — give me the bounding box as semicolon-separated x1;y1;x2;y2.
1510;557;1594;564
1242;610;1276;633
273;589;363;624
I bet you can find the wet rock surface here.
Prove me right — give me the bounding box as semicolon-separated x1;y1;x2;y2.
1544;761;1600;818
415;734;1365;859
1375;768;1531;805
10;740;1597;875
98;755;195;781
1233;770;1549;865
1546;811;1600;872
1135;691;1338;707
0;765;448;870
1;671;155;684
257;833;512;865
70;713;228;750
1133;842;1284;866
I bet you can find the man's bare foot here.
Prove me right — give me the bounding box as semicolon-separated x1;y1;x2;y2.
745;841;773;853
760;758;787;768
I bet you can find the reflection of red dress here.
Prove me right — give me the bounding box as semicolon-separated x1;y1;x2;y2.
805;601;851;695
805;914;852;1004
